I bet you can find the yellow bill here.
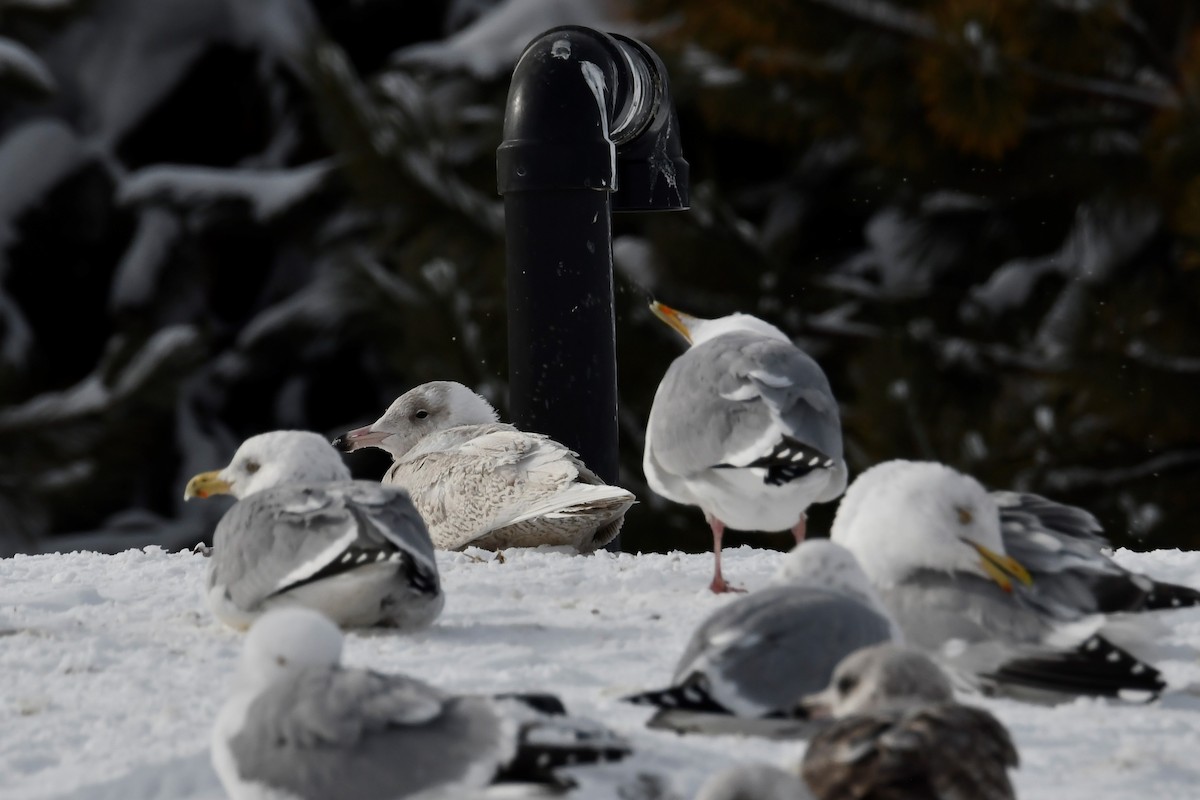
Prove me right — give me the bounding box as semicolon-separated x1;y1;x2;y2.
648;301;697;344
963;538;1032;593
183;470;232;501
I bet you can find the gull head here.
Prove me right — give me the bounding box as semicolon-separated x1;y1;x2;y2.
649;301;790;348
333;381;500;460
238;607;344;688
184;431;351;501
830;460;1031;593
774;540;881;603
802;643;953;717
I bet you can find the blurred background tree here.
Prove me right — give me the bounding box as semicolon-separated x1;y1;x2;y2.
0;0;1196;557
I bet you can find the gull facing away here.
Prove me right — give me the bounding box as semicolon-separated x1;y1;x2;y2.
212;608;631;800
643;301;847;592
332;381;635;552
830;459;1173;701
623;540;898;737
799;644;1019;800
184;431;443;631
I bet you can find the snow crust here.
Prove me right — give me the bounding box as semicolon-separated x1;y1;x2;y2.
2;545;1200;799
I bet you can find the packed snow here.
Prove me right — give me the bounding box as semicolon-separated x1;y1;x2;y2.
3;544;1200;800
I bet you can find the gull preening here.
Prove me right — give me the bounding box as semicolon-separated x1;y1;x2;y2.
830;459;1180;700
333;381;635;552
184;430;443;631
643;302;847;592
623;540;897;737
212;608;631;800
799;644;1019;800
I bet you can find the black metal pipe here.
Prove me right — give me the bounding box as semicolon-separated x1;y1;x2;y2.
498;25;688;528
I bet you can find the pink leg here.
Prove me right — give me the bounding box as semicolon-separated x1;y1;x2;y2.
706;514;746;594
791;512;808;544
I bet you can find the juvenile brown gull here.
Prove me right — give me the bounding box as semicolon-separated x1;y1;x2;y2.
800;644;1019;800
333;381;635;552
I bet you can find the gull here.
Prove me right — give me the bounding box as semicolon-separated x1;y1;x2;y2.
799;644;1019;800
332;381;635;552
643;301;847;592
212;608;631;800
830;459;1174;700
622;540;898;737
184;430;442;631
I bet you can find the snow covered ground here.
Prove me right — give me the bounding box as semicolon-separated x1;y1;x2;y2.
3;544;1200;800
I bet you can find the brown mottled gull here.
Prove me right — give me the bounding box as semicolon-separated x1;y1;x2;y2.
333;381;635;552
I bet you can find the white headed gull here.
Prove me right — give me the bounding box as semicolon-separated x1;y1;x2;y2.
623;540;897;737
212;608;630;800
333;381;635;552
830;459;1175;701
800;644;1019;800
643;301;847;592
184;430;442;631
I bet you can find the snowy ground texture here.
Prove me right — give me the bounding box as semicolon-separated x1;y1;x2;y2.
4;545;1200;800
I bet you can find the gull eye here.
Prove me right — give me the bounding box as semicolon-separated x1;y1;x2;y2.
836;675;858;696
956;506;973;524
275;655;286;666
244;460;260;475
414;409;429;420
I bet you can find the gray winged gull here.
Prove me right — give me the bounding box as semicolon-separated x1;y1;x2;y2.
643;301;847;592
332;381;635;552
623;539;898;737
830;459;1171;701
183;430;443;631
799;644;1019;800
212;607;630;800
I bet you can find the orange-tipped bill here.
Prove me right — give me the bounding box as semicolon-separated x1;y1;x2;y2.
184;470;232;501
963;538;1032;593
649;301;699;344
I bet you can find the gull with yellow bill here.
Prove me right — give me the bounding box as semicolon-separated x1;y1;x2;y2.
830;459;1185;701
643;301;848;593
184;430;443;631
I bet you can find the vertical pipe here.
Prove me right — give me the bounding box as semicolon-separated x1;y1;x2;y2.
505;189;618;484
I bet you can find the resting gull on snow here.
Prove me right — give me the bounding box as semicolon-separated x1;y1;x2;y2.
184;430;442;631
643;301;847;592
830;459;1176;701
333;381;635;552
623;540;897;737
212;607;630;800
799;644;1019;800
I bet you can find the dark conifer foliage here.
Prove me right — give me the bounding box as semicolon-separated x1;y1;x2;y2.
0;0;1196;556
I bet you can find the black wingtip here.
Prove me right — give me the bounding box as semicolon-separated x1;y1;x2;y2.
1142;580;1200;612
621;683;732;714
983;635;1165;701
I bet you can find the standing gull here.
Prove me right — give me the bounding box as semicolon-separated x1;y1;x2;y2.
212;608;630;800
830;459;1171;700
643;301;847;592
333;381;635;552
184;430;442;631
623;540;898;737
799;644;1019;800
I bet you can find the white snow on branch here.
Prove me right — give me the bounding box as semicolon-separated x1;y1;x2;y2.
0;36;56;93
117;161;333;222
